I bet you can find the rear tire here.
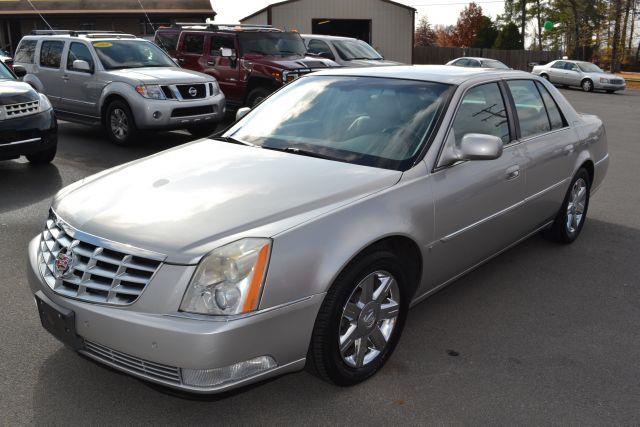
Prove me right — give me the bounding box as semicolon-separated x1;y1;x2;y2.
306;250;410;386
26;144;57;165
540;73;549;81
542;168;590;244
246;87;272;108
105;100;137;145
581;79;594;92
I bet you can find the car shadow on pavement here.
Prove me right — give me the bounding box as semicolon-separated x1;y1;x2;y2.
30;218;640;424
0;162;62;214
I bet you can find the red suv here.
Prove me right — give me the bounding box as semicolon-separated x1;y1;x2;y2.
155;24;339;108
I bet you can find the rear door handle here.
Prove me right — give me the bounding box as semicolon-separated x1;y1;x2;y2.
505;165;520;180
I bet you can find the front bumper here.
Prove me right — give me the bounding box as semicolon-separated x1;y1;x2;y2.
0;109;57;159
594;81;626;91
27;236;323;393
130;92;227;130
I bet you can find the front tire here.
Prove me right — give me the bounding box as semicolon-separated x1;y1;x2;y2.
105;100;137;145
307;250;410;386
581;79;594;92
543;168;590;244
540;73;549;81
246;87;272;108
26;144;57;165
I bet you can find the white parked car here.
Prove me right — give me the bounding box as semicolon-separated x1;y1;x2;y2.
532;60;626;93
302;34;402;66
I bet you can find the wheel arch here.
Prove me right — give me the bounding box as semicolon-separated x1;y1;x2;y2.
100;93;130;125
244;76;278;104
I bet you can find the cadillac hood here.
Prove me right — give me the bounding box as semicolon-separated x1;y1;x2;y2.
52;140;401;264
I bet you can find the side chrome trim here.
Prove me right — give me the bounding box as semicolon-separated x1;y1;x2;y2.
524;178;568;203
412;220;554;308
595;153;609;166
2;137;40;147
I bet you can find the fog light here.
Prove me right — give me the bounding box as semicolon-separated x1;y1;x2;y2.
153;111;161;119
181;356;277;387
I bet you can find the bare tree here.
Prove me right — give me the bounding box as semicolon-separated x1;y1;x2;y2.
610;0;624;71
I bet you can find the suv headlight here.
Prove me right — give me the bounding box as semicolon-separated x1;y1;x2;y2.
38;93;52;112
209;81;220;96
135;84;166;100
180;238;271;316
599;78;610;84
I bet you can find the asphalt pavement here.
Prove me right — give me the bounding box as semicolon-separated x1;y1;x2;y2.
1;89;639;425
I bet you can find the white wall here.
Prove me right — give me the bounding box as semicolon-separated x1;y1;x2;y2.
242;0;414;63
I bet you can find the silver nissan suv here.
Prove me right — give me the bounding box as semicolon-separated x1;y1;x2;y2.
14;31;226;145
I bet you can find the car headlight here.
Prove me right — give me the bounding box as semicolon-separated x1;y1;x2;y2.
599;78;610;84
38;93;52;112
135;84;166;100
209;81;220;96
180;238;271;316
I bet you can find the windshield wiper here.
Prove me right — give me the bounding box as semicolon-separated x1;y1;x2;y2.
211;136;255;146
262;145;334;160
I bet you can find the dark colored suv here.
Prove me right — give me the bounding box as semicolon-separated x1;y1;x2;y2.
155;24;339;108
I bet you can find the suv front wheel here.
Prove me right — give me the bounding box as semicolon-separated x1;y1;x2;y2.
105;100;137;145
246;87;272;108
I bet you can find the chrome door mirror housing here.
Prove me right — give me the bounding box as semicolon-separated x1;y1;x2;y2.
72;59;91;72
236;107;251;121
459;133;503;161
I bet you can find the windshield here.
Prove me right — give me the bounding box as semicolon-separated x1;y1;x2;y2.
0;61;15;80
92;40;176;70
577;62;603;73
333;39;382;60
238;32;306;56
226;76;451;171
481;59;509;69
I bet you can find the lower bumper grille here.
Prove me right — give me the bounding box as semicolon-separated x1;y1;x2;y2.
83;340;182;385
609;79;624;85
171;105;215;117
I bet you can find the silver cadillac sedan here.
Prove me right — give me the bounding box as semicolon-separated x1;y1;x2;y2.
27;65;609;394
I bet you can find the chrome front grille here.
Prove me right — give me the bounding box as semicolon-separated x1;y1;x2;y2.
3;100;39;118
38;211;164;306
609;78;624;85
82;341;181;384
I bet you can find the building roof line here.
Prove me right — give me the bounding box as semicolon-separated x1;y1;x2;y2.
240;0;416;22
0;9;215;16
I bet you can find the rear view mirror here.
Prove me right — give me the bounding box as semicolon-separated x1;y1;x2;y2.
72;59;91;72
12;65;26;78
236;107;251;121
459;133;503;161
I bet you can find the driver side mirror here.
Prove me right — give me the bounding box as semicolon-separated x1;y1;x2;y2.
72;59;92;73
220;47;236;59
12;65;26;78
236;107;251;121
439;133;503;166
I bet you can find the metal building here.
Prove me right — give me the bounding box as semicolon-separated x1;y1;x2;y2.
240;0;416;64
0;0;215;53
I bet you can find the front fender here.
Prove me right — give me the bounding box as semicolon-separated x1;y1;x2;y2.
98;81;139;121
22;74;43;92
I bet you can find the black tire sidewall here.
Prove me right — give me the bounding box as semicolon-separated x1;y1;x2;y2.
311;250;410;386
582;79;593;92
557;168;591;243
105;100;136;145
26;144;57;165
247;87;272;108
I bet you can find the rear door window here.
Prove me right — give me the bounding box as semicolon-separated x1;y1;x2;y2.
183;33;204;54
535;81;566;130
551;61;565;69
15;39;37;63
39;40;65;68
507;80;551;138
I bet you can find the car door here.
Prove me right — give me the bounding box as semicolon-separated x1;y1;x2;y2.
547;61;565;83
429;82;528;287
61;41;100;118
203;34;243;105
37;39;66;109
563;62;582;86
506;79;580;227
307;39;335;61
176;32;205;72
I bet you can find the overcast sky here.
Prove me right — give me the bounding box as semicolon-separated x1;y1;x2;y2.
209;0;505;27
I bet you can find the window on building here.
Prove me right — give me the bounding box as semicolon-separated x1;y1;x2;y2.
39;41;64;68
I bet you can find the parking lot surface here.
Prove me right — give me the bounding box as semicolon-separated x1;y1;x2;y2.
2;89;639;424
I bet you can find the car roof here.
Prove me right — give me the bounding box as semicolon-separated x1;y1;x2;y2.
310;65;528;85
457;57;504;62
301;34;357;41
20;34;143;42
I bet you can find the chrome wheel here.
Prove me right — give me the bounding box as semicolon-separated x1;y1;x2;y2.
582;80;592;92
566;177;587;234
110;108;128;140
339;270;400;368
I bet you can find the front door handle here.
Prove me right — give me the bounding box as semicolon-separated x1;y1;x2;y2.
207;60;215;66
505;165;520;180
563;144;575;155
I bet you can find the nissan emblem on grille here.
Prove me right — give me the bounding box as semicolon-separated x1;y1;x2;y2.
188;86;197;97
54;247;75;278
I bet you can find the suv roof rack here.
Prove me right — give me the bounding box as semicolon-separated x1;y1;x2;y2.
168;23;282;32
30;30;137;38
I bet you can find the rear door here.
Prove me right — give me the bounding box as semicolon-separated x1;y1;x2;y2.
563;62;582;86
547;61;565;83
37;39;66;109
429;82;528;287
176;32;205;72
203;33;243;104
505;79;579;227
61;41;100;118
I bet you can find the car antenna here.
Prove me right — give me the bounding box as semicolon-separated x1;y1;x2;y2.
25;0;54;31
137;0;169;51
